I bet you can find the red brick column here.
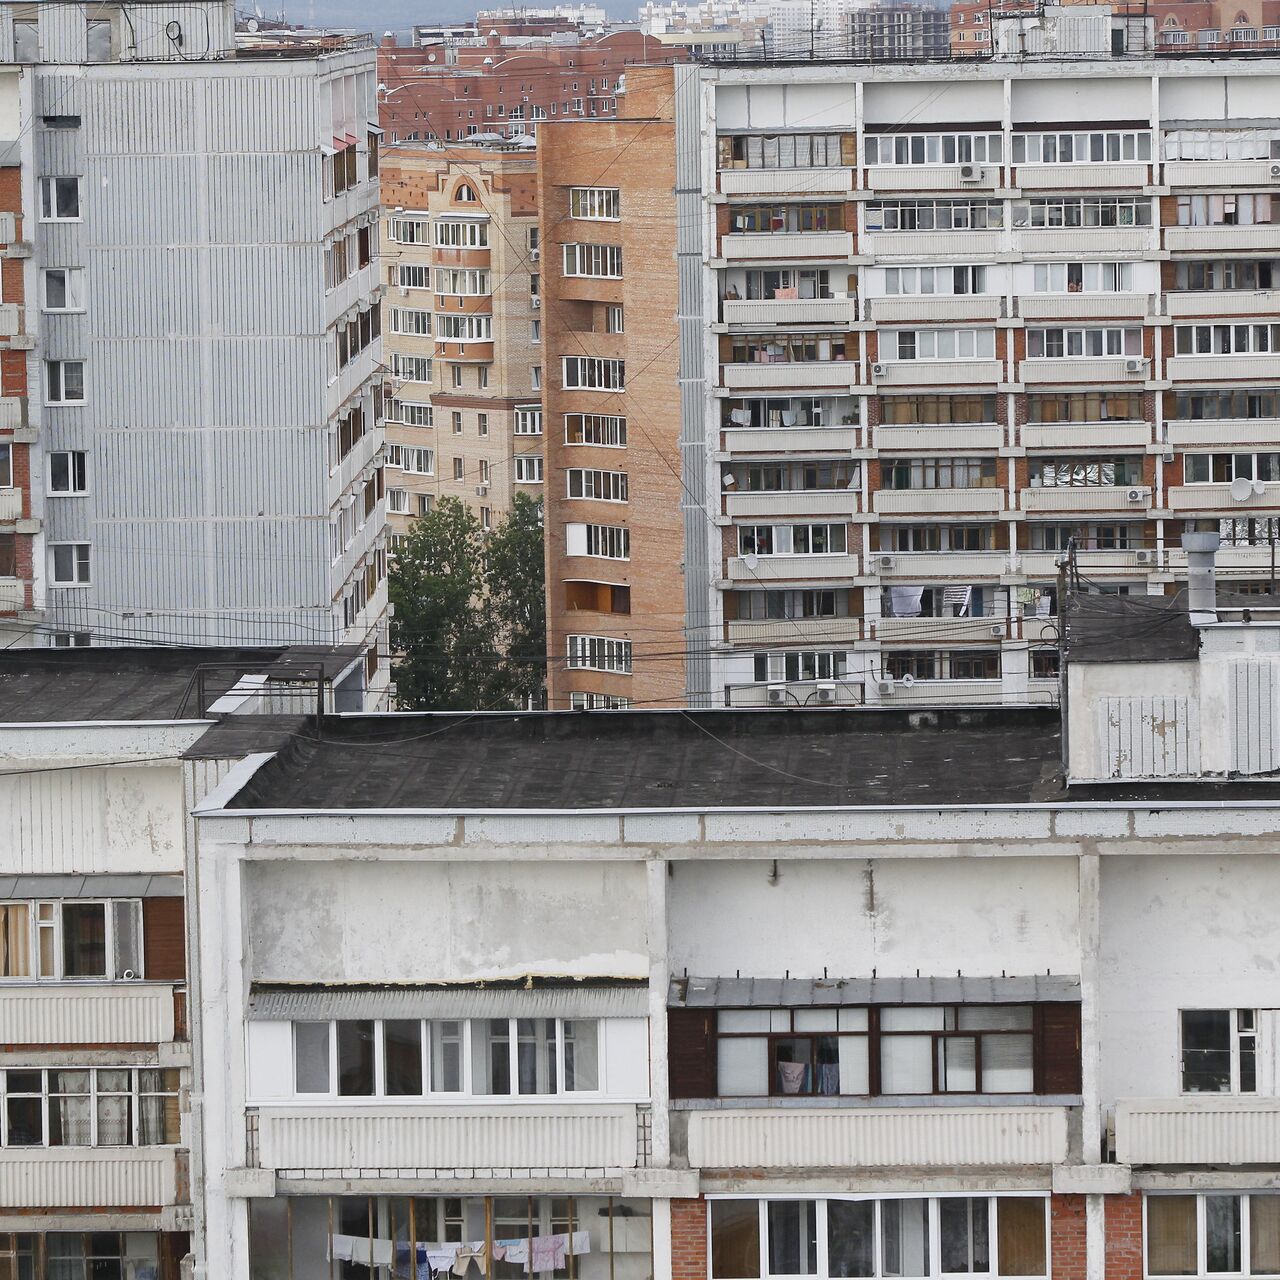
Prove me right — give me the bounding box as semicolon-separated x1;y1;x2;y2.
1106;1192;1145;1280
1051;1193;1087;1280
671;1198;708;1280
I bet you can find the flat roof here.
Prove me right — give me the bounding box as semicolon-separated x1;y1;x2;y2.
0;646;360;724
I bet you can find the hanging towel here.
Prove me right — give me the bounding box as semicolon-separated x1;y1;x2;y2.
889;586;923;618
501;1239;530;1266
532;1233;569;1271
453;1243;488;1276
329;1234;395;1267
570;1231;592;1257
942;584;971;616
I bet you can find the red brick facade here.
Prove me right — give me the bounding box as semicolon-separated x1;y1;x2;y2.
1106;1192;1145;1280
671;1198;708;1280
0;160;30;619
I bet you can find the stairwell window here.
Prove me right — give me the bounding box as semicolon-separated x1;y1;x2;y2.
514;456;543;483
515;405;543;435
45;360;85;405
1181;1009;1258;1093
48;451;88;495
42;267;86;312
38;177;80;221
50;543;91;587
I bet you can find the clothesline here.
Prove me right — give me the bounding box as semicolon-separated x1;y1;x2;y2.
328;1228;593;1280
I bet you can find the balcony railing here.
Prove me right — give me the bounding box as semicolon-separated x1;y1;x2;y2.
1021;423;1152;450
722;362;858;391
874;488;1004;514
722;426;860;455
0;984;178;1046
719;168;854;197
1020;486;1151;513
875;425;1004;451
0;1149;180;1209
1116;1097;1280;1166
720;231;853;261
723;297;856;326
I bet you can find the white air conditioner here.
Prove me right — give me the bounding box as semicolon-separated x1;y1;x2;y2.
529;248;540;261
990;623;1005;637
876;677;896;696
1163;451;1175;464
877;554;895;570
814;683;837;705
1135;549;1154;564
959;163;982;182
1270;163;1280;179
531;296;541;308
1126;487;1148;503
766;685;788;705
871;361;886;377
1125;358;1145;374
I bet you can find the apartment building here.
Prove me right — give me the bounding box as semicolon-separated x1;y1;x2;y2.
184;574;1280;1280
377;30;683;146
0;90;34;647
539;68;686;710
607;53;1280;708
0;0;389;699
848;5;952;60
380;144;544;539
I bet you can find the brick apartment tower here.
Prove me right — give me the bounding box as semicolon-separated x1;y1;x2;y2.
539;65;687;710
380;146;545;540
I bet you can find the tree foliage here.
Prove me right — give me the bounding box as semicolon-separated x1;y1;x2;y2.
389;494;546;710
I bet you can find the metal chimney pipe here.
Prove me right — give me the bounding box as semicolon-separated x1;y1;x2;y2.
1182;530;1221;623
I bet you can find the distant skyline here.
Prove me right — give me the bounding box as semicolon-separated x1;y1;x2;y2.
272;0;641;35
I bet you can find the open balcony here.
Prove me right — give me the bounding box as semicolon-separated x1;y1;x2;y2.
719;168;854;197
685;1105;1069;1170
1116;1097;1280;1166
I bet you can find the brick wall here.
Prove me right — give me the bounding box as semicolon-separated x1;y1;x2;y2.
1051;1193;1087;1280
1106;1192;1144;1280
671;1198;708;1280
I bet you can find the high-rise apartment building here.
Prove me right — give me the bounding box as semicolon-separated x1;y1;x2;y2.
542;54;1280;709
380;144;544;539
848;4;952;59
539;68;686;710
0;0;389;705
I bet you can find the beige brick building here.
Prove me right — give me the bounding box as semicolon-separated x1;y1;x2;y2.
539;68;688;710
380;145;546;541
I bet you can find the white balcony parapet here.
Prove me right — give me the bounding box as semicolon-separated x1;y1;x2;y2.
1019;294;1150;321
1020;486;1150;513
1116;1097;1280;1166
1168;421;1278;448
874;551;1008;578
0;581;23;610
1014;163;1149;190
1164;226;1280;253
0;489;20;521
719;168;854;197
1163;160;1279;188
0;1149;178;1208
1165;289;1280;318
721;231;853;261
870;296;1003;324
726;617;863;646
687;1106;1068;1170
875;425;1004;451
723;363;858;391
728;553;862;582
257;1105;639;1175
874;488;1004;515
1015;227;1152;255
1020;550;1155;575
1168;481;1280;512
1021;423;1152;450
866;166;999;193
1020;357;1145;385
726;491;859;519
872;616;1011;644
860;230;1002;259
0;984;176;1046
722;427;859;456
724;298;856;326
874;360;1002;388
1167;355;1280;383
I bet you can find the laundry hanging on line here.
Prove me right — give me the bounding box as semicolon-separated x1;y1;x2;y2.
391;1230;592;1280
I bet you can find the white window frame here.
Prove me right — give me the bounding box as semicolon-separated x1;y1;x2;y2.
0;898;143;982
562;243;623;279
49;542;91;587
0;1065;180;1148
566;634;632;673
565;414;626;447
567;468;628;501
38;176;81;222
515;405;543;436
41;267;86;313
45;360;86;405
569;186;621;220
389;217;430;245
562;357;625;392
47;450;88;496
514;455;544;483
389;307;432;337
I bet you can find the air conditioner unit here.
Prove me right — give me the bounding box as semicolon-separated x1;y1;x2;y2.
814;682;837;705
1163;451;1175;464
1135;549;1154;564
959;163;982;182
1125;357;1145;374
877;554;895;570
531;296;541;308
766;685;788;705
990;623;1005;637
530;248;540;261
871;361;886;377
1270;163;1280;179
1126;487;1147;503
876;677;896;696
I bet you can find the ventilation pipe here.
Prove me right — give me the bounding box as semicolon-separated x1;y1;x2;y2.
1182;530;1220;624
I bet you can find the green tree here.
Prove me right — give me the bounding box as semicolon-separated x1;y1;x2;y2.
389;494;546;710
483;492;547;708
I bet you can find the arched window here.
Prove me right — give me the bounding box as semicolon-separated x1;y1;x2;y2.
456;183;478;203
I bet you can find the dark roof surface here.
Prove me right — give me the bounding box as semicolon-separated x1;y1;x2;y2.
1065;593;1200;664
0;646;360;724
224;707;1068;809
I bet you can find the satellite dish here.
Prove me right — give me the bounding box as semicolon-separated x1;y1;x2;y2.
1230;476;1253;502
743;552;760;571
722;472;736;487
1254;479;1267;495
246;17;259;31
899;673;916;688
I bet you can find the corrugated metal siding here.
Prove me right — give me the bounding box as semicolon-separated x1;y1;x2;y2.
1230;661;1279;775
1099;696;1200;778
687;1106;1068;1170
248;989;648;1022
0;1149;177;1208
674;974;1081;1007
1116;1099;1280;1165
0;770;105;874
258;1106;638;1172
0;985;174;1045
675;63;712;707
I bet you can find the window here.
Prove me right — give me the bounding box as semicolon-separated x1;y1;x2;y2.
515;405;543;435
0;899;144;981
435;267;490;295
1146;1194;1280;1278
45;360;85;404
514;455;544;483
738;524;848;557
730;333;847;364
1177;194;1278;228
734;589;841;621
1013;196;1151;228
566;635;632;673
742;268;833;301
730;203;845;233
398;263;431;290
727;461;859;492
1181;1009;1257;1093
48;451;88;495
1175;324;1280;356
50;632;91;648
531;318;542;344
1173;389;1280;420
39;177;80;221
566;413;626;446
396;447;434;476
752;651;848;683
568;468;628;501
569;187;621;220
1027;523;1142;551
42;267;86;312
478;367;489;389
562;243;623;278
0;1068;180;1147
456;183;477;202
1165;129;1280;160
1185;454;1280;485
452;365;464;389
453;458;465;482
388;399;432;427
569;692;632;709
1026;327;1142;357
389;307;432;336
50;544;90;587
0;445;9;489
883;458;998;490
438;314;492;342
886;651;1002;680
434;219;489;248
452;412;463;435
710;1196;1048;1280
389;218;430;244
606;305;624;334
865;131;1004;165
531;366;542;391
391;354;432;383
865;200;1003;232
1027;393;1142;423
477;414;488;437
562;357;624;391
1013;130;1151;163
880;395;997;426
1033;458;1144;487
479;460;491;484
717;133;854;170
1031;262;1133;293
566;523;629;560
882;525;998;552
387;487;410;515
888;329;995;361
883;265;988;296
1176;260;1278;291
